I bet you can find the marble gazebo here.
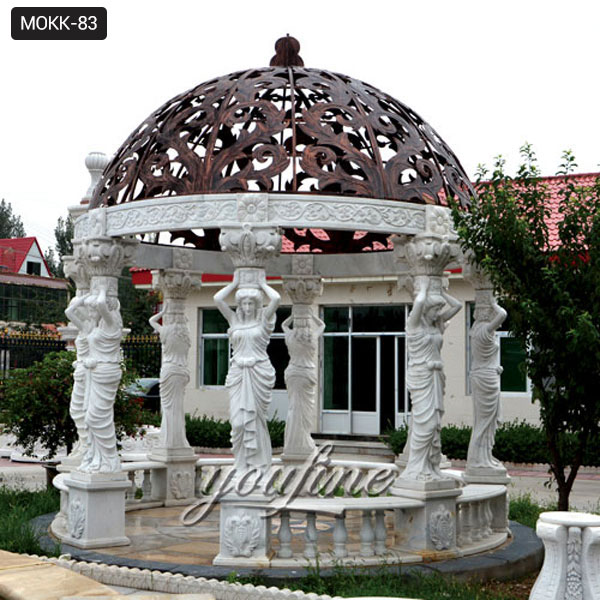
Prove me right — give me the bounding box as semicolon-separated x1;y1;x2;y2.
52;37;511;567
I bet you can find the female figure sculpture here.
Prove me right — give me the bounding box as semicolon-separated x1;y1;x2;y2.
466;297;507;470
214;271;280;476
79;286;123;473
149;303;192;452
401;276;461;481
64;294;93;461
282;311;325;456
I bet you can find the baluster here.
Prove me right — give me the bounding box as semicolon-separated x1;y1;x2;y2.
483;500;493;538
141;469;152;500
277;511;293;558
126;470;136;502
360;510;375;557
304;512;318;559
333;513;348;558
456;503;464;547
471;502;482;542
458;503;471;546
374;510;387;554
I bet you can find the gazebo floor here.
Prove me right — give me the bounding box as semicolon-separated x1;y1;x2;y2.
76;503;384;566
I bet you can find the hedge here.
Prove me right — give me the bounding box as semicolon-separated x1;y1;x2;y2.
139;414;286;449
384;420;600;467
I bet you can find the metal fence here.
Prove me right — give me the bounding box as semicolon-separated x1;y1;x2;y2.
0;333;66;377
0;333;161;379
122;334;161;378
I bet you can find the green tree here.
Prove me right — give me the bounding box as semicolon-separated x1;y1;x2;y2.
118;267;158;335
452;144;600;510
45;215;74;278
0;199;26;238
43;247;59;278
0;351;144;459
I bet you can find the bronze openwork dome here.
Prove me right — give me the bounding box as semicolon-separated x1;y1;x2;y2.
91;37;474;252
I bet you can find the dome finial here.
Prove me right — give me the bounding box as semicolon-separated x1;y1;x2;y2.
270;35;304;67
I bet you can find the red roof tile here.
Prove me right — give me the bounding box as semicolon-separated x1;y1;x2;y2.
0;237;36;273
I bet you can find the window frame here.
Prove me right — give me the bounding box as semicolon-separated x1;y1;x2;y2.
197;306;291;390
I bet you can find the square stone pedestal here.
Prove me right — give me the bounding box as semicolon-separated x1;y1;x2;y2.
62;471;131;548
213;495;273;568
148;449;197;506
391;477;462;552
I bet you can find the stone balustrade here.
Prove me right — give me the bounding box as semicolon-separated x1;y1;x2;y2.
531;511;600;600
456;485;509;553
121;461;166;509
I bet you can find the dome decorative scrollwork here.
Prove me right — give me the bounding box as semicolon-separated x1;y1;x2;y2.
91;38;474;252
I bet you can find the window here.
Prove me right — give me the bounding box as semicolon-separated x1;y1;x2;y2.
26;261;41;276
198;307;290;388
466;302;529;394
0;283;67;323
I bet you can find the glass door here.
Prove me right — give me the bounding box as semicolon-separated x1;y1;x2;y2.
350;336;379;434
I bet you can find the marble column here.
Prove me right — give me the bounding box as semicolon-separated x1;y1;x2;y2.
281;255;324;464
390;206;462;552
215;223;281;479
148;253;202;504
463;256;510;485
213;220;281;568
62;229;138;548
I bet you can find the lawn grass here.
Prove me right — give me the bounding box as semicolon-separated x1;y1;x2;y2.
0;486;61;555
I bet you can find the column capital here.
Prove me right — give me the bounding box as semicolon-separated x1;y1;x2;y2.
219;224;281;268
79;236;138;280
63;250;90;294
393;232;460;277
282;275;323;305
152;269;202;300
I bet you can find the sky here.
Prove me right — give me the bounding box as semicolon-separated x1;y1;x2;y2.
1;0;599;254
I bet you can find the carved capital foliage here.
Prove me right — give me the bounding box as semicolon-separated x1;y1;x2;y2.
62;252;90;293
80;236;138;279
219;224;281;268
152;269;202;300
282;276;323;305
424;205;458;239
394;232;459;277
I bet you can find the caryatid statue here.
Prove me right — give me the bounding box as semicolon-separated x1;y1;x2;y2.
464;259;508;479
281;258;324;462
401;273;461;481
149;267;201;457
75;233;138;473
392;211;461;485
215;224;282;479
63;248;92;465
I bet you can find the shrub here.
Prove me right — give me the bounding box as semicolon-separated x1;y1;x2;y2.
184;414;286;449
0;351;145;459
383;420;600;467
